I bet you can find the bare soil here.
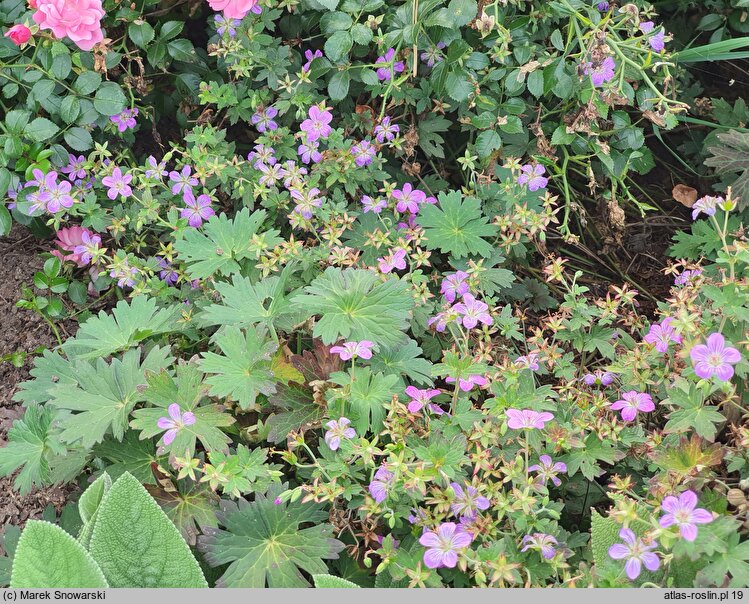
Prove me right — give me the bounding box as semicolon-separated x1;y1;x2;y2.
0;225;74;527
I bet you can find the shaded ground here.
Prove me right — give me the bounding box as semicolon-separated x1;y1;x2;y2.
0;225;74;527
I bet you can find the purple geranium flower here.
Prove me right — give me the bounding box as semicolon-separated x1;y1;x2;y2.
377;248;407;274
157;257;178;285
157;403;196;446
351;140;376;167
280;161;307;189
446;374;487;392
405;386;441;414
101;167;132;200
441;271;470;303
257;162;284;187
110;263;138;289
110;107;138;132
611;391;655;422
368;465;394;503
290;187;322;219
324;417;356;451
300;105;332;142
61;154;86;181
251;106;278;133
690;333;742;381
169;165;198;196
215;14;240;37
419;523;472;569
297;140;322;164
514;353;540;371
584;56;616;87
420;42;446;67
181;194;215;228
43;172;75;213
329;340;374;361
691;195;721;221
393;183;426;214
374;116;400;143
597;1;610;10
450;482;490;518
644;317;682;353
302;48;324;72
361;195;387;214
659;490;713;542
375;48;405;82
452;293;492;329
582;370;617;386
517;164;548;191
72;231;102;266
608;528;660;580
521;533;558;559
145;155;168;179
248;144;276;168
428;310;452;333
674;269;702;286
506;409;554;430
528;455;567;487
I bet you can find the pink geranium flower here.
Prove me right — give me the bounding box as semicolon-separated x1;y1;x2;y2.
608;528;660;580
324;417;356;451
404;386;441;413
33;0;105;51
659;490;713;542
446;374;487;392
419;523;472;569
157;403;196;446
329;340;374;361
610;391;655;422
690;333;742;382
643;317;682;353
506;409;554;430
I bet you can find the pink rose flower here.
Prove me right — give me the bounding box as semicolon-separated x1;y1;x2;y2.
33;0;105;51
5;24;31;45
206;0;260;19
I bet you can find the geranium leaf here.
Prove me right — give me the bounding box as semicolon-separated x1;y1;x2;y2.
49;347;173;448
416;190;497;258
61;296;180;360
174;208;282;279
198;483;344;587
130;361;234;455
293;267;414;347
200;326;278;410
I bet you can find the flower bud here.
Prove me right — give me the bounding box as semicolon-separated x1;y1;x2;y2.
4;24;31;45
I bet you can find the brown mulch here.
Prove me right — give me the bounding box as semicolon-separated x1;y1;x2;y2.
0;225;76;528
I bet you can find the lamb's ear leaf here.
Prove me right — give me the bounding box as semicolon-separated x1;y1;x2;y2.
10;521;108;588
89;472;207;588
79;473;113;523
77;473;112;549
312;574;361;588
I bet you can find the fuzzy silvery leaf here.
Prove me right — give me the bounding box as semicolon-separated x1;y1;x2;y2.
11;521;108;588
89;473;207;588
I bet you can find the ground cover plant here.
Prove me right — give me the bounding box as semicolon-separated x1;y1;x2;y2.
1;0;749;589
